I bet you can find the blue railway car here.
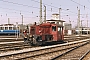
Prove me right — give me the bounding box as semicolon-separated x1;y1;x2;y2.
0;24;20;35
0;30;19;35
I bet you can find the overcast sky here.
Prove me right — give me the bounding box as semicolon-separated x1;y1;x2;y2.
0;0;90;27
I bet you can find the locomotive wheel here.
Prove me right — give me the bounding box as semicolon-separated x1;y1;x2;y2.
28;42;33;46
32;39;43;46
37;41;42;46
24;38;28;43
32;38;37;45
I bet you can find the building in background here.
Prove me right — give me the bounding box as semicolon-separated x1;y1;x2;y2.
75;27;90;34
64;23;72;30
51;13;59;20
64;23;73;35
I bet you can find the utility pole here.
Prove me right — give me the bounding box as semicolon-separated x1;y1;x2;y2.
81;20;84;35
77;9;80;35
8;18;10;24
21;15;23;32
59;8;61;20
77;0;80;35
16;22;18;40
44;5;46;22
86;13;88;34
69;18;71;30
20;13;23;32
21;15;23;26
40;0;42;24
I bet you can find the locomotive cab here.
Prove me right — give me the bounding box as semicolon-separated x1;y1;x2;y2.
51;24;64;41
47;20;64;42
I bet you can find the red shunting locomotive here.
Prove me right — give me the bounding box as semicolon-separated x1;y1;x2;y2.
24;20;65;46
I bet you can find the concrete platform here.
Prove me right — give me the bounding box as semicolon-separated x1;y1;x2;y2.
0;38;23;40
0;41;24;44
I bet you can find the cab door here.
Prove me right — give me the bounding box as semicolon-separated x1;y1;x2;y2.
57;26;63;40
51;25;58;41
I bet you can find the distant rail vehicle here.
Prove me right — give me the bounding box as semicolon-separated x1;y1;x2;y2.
0;24;20;35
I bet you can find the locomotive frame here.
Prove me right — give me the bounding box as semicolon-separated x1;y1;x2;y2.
24;20;65;46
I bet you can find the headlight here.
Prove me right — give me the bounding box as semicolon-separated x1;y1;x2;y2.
30;35;32;37
33;38;35;40
24;36;27;38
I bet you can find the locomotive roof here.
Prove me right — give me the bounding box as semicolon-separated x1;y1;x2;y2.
46;20;65;22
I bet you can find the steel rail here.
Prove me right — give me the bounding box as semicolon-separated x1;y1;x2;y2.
14;42;87;60
51;41;89;60
0;39;89;57
0;40;89;60
14;47;74;60
79;50;90;60
14;42;89;60
3;42;86;60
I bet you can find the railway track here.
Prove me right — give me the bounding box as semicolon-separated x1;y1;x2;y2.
0;42;32;54
64;35;90;42
0;35;89;43
0;39;89;60
51;41;90;60
81;50;90;60
0;35;89;54
0;35;90;60
0;35;23;42
0;36;27;53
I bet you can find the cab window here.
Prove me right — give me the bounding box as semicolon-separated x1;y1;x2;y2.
58;27;62;33
58;27;61;32
52;26;56;31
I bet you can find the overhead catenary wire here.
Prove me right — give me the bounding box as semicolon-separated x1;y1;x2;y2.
70;0;90;20
0;0;78;18
0;0;80;18
31;0;78;15
0;0;59;16
0;0;89;23
0;0;40;15
0;0;57;13
0;6;39;14
0;0;40;9
1;0;90;15
0;0;77;24
70;0;90;11
88;0;90;3
70;0;90;18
